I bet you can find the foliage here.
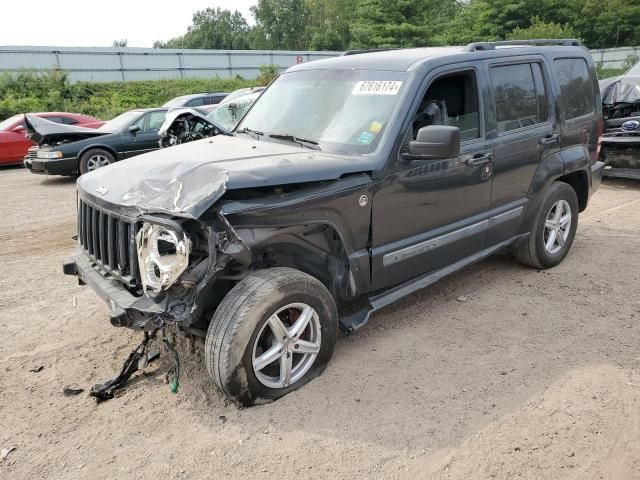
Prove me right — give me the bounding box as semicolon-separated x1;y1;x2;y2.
251;0;310;50
112;39;128;47
152;0;640;51
154;8;250;50
256;65;281;86
350;0;458;49
507;16;576;40
596;67;626;79
0;71;255;121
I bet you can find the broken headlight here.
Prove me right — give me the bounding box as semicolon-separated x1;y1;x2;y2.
136;222;190;292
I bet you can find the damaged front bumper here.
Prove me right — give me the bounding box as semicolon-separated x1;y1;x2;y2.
601;136;640;180
63;250;167;329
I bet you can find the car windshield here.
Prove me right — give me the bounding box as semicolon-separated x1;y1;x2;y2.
208;93;260;131
627;61;640;76
99;111;143;132
0;114;22;131
236;69;408;154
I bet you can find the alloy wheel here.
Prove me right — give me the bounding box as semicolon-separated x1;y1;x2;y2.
86;154;111;171
251;303;322;389
543;199;572;254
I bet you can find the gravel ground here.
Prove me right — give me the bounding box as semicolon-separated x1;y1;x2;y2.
1;167;639;480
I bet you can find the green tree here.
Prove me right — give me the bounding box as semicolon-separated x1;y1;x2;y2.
250;0;310;50
350;0;458;49
507;16;576;40
305;0;357;50
154;8;251;49
112;39;128;47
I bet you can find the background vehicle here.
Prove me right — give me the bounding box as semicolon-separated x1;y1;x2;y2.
64;40;603;406
222;86;266;104
159;91;262;147
24;108;167;175
599;60;640;179
162;92;228;108
0;112;103;165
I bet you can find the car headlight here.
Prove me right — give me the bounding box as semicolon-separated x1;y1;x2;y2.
36;150;63;159
136;222;190;293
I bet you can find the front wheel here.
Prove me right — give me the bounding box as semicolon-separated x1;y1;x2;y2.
205;268;338;406
515;181;579;269
79;149;115;175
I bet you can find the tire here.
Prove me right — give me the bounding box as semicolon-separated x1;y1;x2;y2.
205;267;338;407
79;149;115;175
515;181;579;269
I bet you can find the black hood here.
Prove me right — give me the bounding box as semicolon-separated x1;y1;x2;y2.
77;135;372;219
600;75;640;105
24;114;110;145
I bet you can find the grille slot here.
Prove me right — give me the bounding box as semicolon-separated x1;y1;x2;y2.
77;199;139;286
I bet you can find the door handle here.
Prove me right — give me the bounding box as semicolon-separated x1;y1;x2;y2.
466;153;493;167
539;134;560;146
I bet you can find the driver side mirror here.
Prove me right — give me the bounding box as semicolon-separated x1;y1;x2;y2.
128;125;141;135
406;125;460;160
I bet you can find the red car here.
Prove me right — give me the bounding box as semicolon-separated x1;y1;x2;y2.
0;112;104;165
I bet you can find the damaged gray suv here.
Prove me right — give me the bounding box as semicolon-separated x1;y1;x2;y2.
64;40;604;406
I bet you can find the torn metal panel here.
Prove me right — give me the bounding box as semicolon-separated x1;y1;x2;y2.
601;75;640;106
24;114;109;145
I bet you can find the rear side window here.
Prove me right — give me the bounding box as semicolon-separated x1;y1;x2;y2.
554;58;595;119
60;116;78;125
490;63;549;133
186;97;207;107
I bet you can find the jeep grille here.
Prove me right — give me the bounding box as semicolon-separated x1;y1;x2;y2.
77;198;140;287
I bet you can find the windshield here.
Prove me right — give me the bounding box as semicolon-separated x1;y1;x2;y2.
627;61;640;76
236;70;408;154
208;93;259;131
100;111;143;131
0;114;22;131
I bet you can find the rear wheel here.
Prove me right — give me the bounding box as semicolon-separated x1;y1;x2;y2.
79;149;114;174
515;181;579;269
205;268;338;406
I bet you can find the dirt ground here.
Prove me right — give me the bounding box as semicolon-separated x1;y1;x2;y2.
1;166;639;480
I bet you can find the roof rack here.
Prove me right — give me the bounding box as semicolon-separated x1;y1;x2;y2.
463;39;583;52
341;48;396;56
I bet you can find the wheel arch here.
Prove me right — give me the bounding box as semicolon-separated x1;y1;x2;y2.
78;144;119;162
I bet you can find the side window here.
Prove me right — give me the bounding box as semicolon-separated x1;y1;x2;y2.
46;116;64;124
405;70;481;147
60;117;79;125
490;63;548;133
146;111;166;131
554;58;595;119
131;112;166;132
186;97;206;107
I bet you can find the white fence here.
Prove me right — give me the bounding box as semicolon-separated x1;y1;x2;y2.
590;46;640;70
0;46;341;82
0;45;638;83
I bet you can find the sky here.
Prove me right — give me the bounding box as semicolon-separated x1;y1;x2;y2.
0;1;257;48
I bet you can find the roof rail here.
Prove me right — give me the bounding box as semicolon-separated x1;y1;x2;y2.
463;39;583;52
341;48;396;56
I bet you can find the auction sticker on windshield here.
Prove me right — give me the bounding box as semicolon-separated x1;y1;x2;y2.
352;81;403;95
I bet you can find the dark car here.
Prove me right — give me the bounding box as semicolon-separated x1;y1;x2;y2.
24;108;168;175
0;112;103;166
162;93;228;108
599;61;640;179
64;40;603;406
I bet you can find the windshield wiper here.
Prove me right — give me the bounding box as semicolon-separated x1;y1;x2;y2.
268;133;321;150
235;127;263;139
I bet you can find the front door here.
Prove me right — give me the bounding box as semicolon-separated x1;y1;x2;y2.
123;110;166;158
370;65;494;291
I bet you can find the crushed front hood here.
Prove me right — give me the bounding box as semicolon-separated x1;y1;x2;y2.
601;75;640;105
24;114;110;145
77;135;370;219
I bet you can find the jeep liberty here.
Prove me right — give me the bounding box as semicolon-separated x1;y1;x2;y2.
63;40;605;406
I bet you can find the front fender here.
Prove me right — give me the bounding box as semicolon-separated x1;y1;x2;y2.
219;174;373;295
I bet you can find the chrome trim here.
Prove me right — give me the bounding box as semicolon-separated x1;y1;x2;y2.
382;206;524;267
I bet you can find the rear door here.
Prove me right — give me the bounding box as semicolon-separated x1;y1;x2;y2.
484;58;557;245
